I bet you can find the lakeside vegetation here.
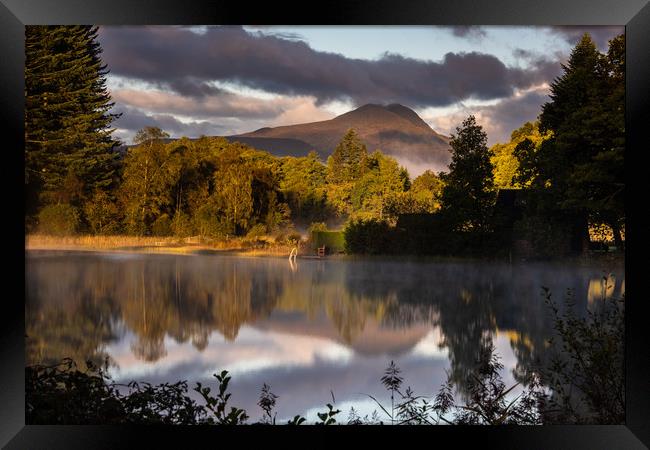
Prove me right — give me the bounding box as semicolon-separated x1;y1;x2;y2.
25;26;624;259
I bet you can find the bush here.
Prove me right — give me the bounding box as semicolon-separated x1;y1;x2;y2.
38;203;80;236
343;219;391;255
152;214;172;237
171;211;194;238
245;223;267;240
311;230;345;253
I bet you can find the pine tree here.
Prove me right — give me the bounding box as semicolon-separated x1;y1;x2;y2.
25;25;121;212
326;129;368;185
440;116;496;233
533;33;624;250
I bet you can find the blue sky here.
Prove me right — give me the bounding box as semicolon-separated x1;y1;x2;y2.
99;25;623;161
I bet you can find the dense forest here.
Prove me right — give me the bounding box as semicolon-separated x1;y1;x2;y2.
24;26;625;258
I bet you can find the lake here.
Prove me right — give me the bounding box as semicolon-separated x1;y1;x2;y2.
25;250;624;423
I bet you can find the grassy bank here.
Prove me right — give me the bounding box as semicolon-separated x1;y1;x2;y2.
25;234;303;258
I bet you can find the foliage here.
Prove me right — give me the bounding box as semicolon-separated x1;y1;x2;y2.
194;370;249;424
311;230;346;253
83;190;122;235
540;285;624;424
257;383;278;425
343;218;392;255
490;121;552;189
38;203;80;236
327;129;368;185
440;115;496;234
315;403;341;425
433;346;545;425
26;358;205;424
151;214;172;237
516;33;626;252
171;211;194;238
25;26;121;215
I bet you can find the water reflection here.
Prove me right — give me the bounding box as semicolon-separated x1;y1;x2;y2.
25;251;624;420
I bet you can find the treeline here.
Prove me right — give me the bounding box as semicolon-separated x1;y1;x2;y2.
346;33;625;257
29;126;443;239
24;26;442;239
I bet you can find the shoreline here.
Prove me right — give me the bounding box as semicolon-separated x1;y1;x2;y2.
25;234;624;267
25;234;308;259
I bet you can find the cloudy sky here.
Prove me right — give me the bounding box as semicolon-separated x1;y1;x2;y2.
99;25;623;147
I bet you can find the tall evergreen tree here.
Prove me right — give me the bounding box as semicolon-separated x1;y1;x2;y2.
529;33;624;251
440;116;496;234
326;128;368;185
25;25;121;212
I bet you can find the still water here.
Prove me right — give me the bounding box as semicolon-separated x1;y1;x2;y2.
25;250;624;422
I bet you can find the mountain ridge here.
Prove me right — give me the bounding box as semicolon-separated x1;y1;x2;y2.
235;103;451;173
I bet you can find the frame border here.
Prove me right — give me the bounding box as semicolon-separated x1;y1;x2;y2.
2;0;648;448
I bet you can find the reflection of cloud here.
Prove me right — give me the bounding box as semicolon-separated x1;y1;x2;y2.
107;325;353;381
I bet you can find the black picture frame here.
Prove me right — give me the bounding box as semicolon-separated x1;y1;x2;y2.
2;0;648;448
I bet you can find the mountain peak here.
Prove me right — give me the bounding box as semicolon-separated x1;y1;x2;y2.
236;103;452;173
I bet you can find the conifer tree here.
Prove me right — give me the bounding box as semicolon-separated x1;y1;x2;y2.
440;116;495;233
25;25;121;212
326;129;368;184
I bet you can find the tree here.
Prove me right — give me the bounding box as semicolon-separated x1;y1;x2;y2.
490;122;551;189
25;26;121;214
522;33;625;251
326;129;368;185
213;146;254;235
439;116;496;233
119;127;181;234
350;151;409;220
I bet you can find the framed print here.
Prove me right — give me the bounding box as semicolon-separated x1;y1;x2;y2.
2;0;648;448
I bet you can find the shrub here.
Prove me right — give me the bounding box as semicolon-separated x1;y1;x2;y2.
311;230;345;253
540;286;624;424
151;214;172;237
38;203;80;236
344;218;391;255
245;223;268;240
171;211;194;238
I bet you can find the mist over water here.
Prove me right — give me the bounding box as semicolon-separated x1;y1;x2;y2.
25;250;624;422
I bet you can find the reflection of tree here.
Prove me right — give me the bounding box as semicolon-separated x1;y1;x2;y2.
26;259;120;367
435;288;497;398
26;252;623;391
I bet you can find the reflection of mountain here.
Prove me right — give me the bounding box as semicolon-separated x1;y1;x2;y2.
26;251;625;396
253;310;432;357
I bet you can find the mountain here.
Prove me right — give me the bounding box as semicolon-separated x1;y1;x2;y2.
230;103;451;173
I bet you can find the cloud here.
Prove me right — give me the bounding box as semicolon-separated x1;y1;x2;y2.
548;26;624;51
449;26;487;40
111;93;336;143
111;88;290;120
425;85;551;146
99;25;557;109
113;106;229;142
